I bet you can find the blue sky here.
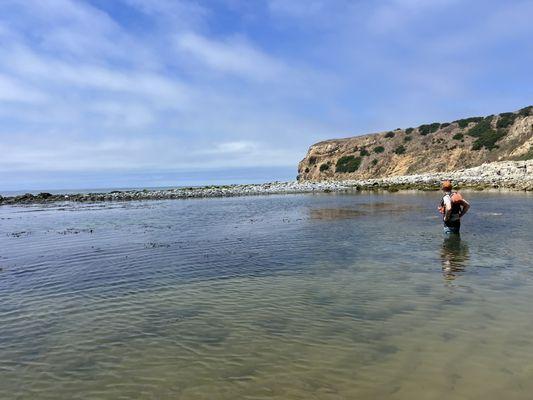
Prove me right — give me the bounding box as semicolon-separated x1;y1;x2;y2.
0;0;532;191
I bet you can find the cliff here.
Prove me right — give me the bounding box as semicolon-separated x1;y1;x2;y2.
298;106;533;181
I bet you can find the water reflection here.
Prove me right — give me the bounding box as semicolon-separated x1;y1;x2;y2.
440;234;469;280
309;208;366;220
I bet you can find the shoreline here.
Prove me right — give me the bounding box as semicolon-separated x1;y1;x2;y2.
1;160;531;205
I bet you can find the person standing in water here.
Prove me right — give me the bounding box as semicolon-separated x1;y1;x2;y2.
438;180;470;234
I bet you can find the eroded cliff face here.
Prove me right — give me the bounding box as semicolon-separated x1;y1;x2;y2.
298;106;533;181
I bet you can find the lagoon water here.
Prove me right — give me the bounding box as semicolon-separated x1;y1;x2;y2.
1;192;532;399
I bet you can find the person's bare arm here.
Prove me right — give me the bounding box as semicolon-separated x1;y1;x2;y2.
460;200;470;217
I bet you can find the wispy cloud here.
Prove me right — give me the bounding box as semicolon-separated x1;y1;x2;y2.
176;32;287;81
0;74;48;103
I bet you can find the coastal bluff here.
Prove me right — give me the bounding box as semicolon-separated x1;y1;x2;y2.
298;106;533;181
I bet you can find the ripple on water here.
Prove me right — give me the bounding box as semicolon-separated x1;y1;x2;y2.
0;192;533;399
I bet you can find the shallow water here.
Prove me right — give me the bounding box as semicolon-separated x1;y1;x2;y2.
1;192;532;399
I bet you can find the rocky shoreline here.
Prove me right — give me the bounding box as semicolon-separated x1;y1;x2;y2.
1;160;531;206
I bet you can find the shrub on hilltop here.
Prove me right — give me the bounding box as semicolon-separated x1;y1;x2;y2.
496;112;516;129
518;106;532;116
418;123;440;135
454;117;483;128
385;131;395;138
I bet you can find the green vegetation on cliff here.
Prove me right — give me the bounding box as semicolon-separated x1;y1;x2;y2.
394;145;406;155
336;156;362;173
467;118;506;150
518;106;532;116
418;123;440;135
454;117;483;128
453;133;464;140
496;112;516;129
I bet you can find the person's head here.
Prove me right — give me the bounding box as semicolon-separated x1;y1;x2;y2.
441;180;453;192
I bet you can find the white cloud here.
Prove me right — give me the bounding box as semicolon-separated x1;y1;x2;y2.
0;74;48;103
368;0;460;34
121;0;207;26
202;141;259;154
2;46;189;104
176;32;287;80
0;134;297;172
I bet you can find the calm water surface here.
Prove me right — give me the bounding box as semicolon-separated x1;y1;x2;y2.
1;192;532;399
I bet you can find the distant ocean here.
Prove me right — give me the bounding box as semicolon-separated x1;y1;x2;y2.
0;166;296;196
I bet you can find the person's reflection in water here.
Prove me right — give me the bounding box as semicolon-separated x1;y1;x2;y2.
441;234;469;281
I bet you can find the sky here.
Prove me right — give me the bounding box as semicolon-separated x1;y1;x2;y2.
0;0;532;191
